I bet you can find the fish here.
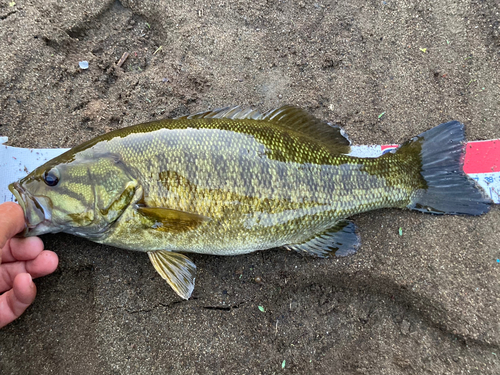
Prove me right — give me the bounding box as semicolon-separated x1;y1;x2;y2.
8;105;491;299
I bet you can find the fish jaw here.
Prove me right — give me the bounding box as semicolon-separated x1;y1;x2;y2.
9;182;57;237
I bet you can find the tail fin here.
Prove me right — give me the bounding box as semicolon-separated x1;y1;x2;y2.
398;121;491;215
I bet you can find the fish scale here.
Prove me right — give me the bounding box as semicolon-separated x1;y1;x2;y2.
91;119;417;253
9;106;491;299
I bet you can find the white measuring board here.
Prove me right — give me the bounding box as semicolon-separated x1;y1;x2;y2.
0;137;69;203
1;137;499;204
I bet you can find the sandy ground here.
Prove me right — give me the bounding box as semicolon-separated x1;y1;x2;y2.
0;0;499;374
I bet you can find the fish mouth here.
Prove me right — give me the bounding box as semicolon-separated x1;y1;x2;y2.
9;182;53;237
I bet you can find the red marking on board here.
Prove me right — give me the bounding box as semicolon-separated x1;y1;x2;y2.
381;144;398;151
381;140;500;174
463;140;499;174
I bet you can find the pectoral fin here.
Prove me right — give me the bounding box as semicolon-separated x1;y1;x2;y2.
148;250;197;299
138;207;210;232
284;221;360;258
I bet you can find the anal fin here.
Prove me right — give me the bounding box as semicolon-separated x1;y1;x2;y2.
148;250;197;299
284;221;360;258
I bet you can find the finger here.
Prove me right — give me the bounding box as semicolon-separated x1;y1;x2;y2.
25;250;59;278
0;251;59;293
0;203;25;249
1;237;44;263
0;273;36;329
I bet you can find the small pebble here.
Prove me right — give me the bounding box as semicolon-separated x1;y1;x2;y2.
79;61;89;69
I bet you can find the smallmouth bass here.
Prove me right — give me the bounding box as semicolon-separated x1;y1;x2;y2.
9;106;491;299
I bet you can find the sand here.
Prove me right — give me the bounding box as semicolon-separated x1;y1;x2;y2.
0;0;499;373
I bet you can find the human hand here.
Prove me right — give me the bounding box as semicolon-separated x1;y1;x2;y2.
0;202;58;328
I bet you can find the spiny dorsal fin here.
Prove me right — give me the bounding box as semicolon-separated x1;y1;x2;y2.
177;105;351;154
260;106;350;151
178;106;262;120
148;250;196;299
284;220;360;258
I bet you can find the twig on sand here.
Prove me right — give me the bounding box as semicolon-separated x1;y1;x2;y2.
117;52;129;68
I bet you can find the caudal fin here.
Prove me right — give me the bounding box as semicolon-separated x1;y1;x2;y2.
399;121;491;215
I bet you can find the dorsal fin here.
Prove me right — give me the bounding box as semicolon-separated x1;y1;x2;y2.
177;106;263;120
259;106;350;150
177;105;351;155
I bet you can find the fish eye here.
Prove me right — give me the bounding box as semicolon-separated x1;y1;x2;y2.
43;168;60;187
